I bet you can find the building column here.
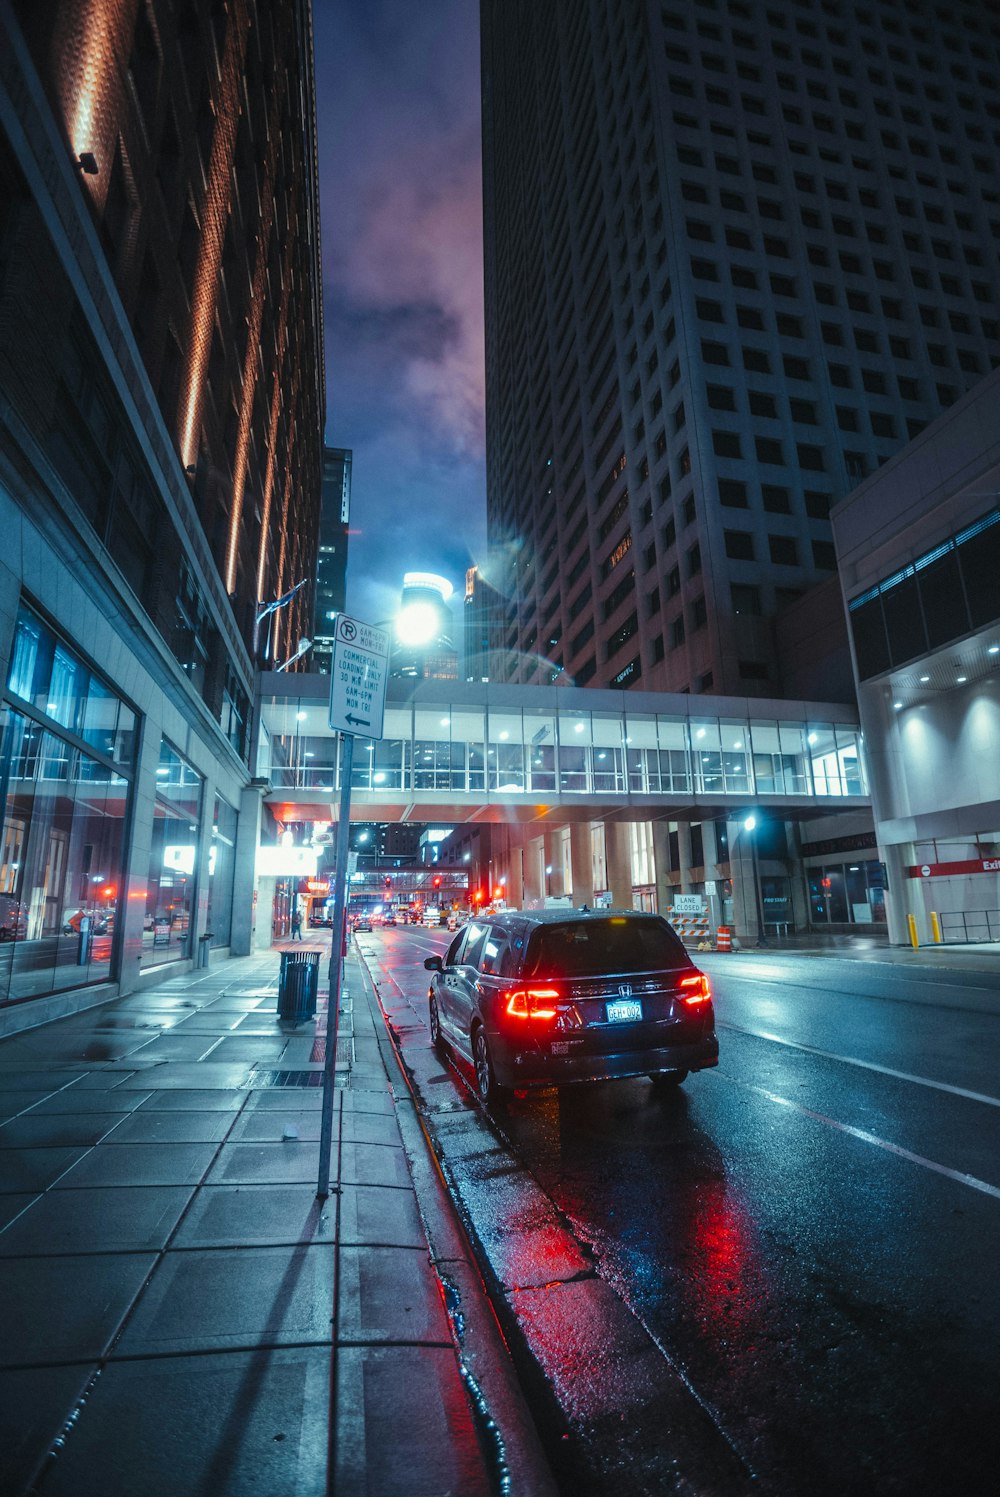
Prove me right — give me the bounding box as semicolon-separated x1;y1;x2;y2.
651;822;674;916
230;782;267;955
520;833;543;909
604;820;633;909
118;716;163;994
544;827;567;899
881;839;913;946
676;822;694;891
505;830;525;911
570;823;594;908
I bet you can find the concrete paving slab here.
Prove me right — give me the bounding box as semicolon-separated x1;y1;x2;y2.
249;1088;325;1110
229;1108;324;1143
340;1087;395;1116
14;1088;152;1114
114;1063;253;1089
53;1140;218;1188
114;1243;335;1355
0;1364;94;1495
114;1034;225;1062
173;1184;336;1249
0;1145;87;1193
0;1070;86;1091
100;1108;236;1144
0;1252;156;1365
336;1244;452;1345
340;1109;401;1147
333;1344;492;1497
0;1192;34;1231
204;1038;293;1063
0;1185;190;1256
337;1182;427;1250
339;1139;414;1190
132;1088;247;1111
0;1092;48;1122
0;1113;132;1147
205;1140;321;1186
36;1346;331;1497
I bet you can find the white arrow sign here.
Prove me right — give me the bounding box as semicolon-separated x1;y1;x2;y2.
329;613;389;740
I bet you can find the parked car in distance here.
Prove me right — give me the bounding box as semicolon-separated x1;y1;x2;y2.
353;915;372;934
424;909;718;1108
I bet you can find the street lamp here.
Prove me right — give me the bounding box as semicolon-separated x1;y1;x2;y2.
545;864;552;899
743;815;768;948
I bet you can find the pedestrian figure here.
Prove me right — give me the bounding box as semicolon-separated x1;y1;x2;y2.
290;910;302;940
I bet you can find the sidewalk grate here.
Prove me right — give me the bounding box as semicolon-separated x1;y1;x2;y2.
248;1036;354;1088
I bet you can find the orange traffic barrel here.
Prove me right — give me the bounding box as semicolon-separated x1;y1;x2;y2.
716;926;732;952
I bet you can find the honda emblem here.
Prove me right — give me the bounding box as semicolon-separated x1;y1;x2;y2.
617;983;633;998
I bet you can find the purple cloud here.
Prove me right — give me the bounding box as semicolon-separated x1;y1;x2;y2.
314;0;486;627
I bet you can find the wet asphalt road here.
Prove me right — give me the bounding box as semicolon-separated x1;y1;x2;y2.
358;926;1000;1496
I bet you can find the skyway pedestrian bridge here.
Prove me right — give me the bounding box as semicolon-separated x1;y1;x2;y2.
258;673;869;826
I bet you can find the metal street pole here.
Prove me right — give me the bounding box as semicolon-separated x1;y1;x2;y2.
317;731;354;1197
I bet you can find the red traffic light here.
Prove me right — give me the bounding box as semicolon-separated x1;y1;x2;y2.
384;876;392;888
432;876;441;888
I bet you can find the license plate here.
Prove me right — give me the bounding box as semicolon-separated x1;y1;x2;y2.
606;998;642;1023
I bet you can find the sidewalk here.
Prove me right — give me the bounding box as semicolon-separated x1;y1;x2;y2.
0;942;556;1496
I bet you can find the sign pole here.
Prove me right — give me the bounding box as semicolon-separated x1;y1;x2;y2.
317;731;354;1197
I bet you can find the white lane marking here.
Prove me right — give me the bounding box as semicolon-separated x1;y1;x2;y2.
729;1079;1000;1201
719;1023;1000;1109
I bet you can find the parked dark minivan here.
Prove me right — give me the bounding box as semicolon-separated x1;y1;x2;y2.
424;908;718;1106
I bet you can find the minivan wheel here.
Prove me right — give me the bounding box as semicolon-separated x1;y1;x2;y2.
649;1069;688;1089
428;993;446;1055
473;1026;506;1109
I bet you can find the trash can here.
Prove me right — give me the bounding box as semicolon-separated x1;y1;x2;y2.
197;933;213;969
277;949;321;1022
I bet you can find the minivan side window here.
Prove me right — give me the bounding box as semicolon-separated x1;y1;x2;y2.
460;922;490;968
445;930;466;966
479;930;508;974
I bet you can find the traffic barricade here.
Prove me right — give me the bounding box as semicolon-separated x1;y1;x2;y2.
277;949;321;1022
716;926;732;952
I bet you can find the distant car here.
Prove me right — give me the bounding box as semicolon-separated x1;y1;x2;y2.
382;913;396;926
353;915;372;933
423;909;718;1108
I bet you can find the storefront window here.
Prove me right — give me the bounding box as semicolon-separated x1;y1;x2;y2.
141;738;202;968
809;860;885;924
0;603;134;1006
206;795;237;947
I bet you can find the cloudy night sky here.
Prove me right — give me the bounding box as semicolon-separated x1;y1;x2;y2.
313;0;486;630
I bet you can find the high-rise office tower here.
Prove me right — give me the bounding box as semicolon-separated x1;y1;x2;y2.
313;447;352;674
463;564;507;680
0;0;324;1017
481;0;1000;698
389;573;459;680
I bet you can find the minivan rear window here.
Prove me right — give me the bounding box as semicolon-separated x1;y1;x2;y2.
522;918;691;978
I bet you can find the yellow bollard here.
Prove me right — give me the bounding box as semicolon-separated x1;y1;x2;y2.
930;911;942;944
907;913;919;949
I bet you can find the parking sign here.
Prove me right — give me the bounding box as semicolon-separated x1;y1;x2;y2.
328;613;389;739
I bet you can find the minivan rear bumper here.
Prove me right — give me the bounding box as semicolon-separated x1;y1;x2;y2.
490;1030;719;1088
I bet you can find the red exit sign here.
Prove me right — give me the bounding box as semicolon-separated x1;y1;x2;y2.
905;858;1000;878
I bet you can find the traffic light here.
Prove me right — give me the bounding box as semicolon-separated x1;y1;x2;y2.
432;876;441;889
384;875;392;888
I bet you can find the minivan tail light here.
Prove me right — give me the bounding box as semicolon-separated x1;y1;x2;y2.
505;987;560;1020
679;973;711;1006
